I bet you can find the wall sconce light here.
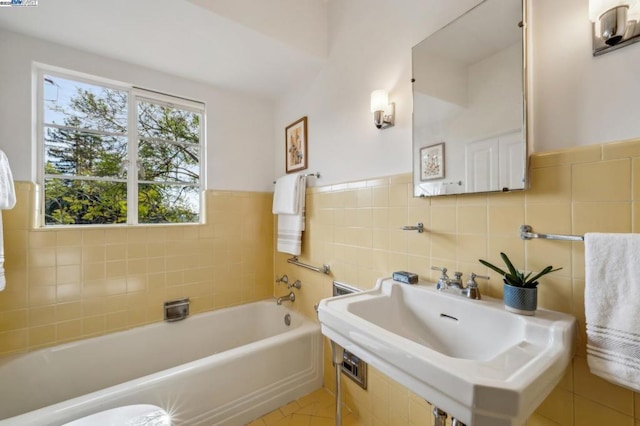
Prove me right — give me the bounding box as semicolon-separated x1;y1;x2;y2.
590;0;640;55
370;89;395;129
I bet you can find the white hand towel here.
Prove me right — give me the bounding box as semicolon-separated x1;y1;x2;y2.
275;176;306;255
0;150;16;292
272;173;302;214
585;232;640;392
0;150;16;210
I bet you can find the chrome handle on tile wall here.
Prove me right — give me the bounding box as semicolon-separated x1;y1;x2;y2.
287;256;331;275
401;223;424;233
520;225;584;242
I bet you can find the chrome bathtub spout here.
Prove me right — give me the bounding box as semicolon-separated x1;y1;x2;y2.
277;291;295;305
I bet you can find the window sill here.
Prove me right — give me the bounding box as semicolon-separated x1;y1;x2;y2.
32;222;206;231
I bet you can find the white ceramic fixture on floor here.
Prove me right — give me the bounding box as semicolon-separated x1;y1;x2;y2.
63;405;170;426
318;277;576;426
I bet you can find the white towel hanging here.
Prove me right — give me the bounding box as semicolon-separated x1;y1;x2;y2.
272;174;301;215
0;150;16;292
0;150;15;210
585;232;640;392
273;175;306;255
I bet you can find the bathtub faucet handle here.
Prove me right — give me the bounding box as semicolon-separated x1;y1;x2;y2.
289;280;302;290
275;274;289;285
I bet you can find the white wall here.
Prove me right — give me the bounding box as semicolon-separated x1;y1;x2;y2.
0;29;276;192
276;0;640;185
532;0;640;151
275;0;482;186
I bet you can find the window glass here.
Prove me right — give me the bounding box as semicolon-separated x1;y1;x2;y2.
137;100;200;144
44;129;127;178
40;71;204;226
44;179;127;225
138;183;200;224
138;140;199;183
44;75;128;134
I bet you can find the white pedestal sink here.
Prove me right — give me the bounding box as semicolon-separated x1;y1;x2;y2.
318;277;576;426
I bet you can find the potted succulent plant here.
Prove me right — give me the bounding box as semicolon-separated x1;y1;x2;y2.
479;252;562;315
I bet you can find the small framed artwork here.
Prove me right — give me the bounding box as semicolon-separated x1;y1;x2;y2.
420;143;445;181
285;116;308;174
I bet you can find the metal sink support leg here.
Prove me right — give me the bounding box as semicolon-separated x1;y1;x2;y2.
331;340;344;426
431;406;466;426
433;406;447;426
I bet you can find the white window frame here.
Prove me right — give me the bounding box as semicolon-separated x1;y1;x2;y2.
35;65;206;227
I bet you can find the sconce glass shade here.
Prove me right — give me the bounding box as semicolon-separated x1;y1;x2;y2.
590;0;640;54
370;90;388;113
589;0;631;21
369;89;395;129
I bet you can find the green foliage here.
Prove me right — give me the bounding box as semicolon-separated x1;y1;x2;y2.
44;82;200;225
478;252;562;288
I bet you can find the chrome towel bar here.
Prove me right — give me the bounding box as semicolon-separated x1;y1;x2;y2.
287;256;331;274
273;172;320;184
520;225;584;242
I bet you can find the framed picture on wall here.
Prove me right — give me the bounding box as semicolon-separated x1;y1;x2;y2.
420;143;445;181
285;116;308;174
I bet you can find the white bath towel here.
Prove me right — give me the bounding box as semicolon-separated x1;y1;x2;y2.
272;173;302;215
585;232;640;392
274;175;306;255
0;150;16;292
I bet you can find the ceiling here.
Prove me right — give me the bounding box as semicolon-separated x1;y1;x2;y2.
0;0;329;99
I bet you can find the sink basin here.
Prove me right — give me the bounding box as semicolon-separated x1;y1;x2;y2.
318;277;576;426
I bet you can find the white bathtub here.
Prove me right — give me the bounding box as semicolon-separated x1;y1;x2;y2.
0;300;323;425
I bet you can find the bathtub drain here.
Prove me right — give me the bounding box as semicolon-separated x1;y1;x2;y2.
284;313;291;326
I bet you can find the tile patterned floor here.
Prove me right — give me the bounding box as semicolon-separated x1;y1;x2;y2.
246;388;361;426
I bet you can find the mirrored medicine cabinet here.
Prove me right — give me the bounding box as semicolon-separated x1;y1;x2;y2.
412;0;527;197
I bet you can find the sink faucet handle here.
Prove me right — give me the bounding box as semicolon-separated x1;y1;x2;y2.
464;272;488;300
467;272;489;285
431;266;450;290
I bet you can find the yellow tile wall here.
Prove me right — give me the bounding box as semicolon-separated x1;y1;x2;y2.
275;138;640;426
0;184;274;355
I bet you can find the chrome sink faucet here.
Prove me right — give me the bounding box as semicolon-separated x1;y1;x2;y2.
432;266;488;300
449;271;463;289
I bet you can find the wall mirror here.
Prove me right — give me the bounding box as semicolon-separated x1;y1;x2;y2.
412;0;526;197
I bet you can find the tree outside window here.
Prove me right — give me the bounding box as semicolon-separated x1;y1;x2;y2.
41;72;203;226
